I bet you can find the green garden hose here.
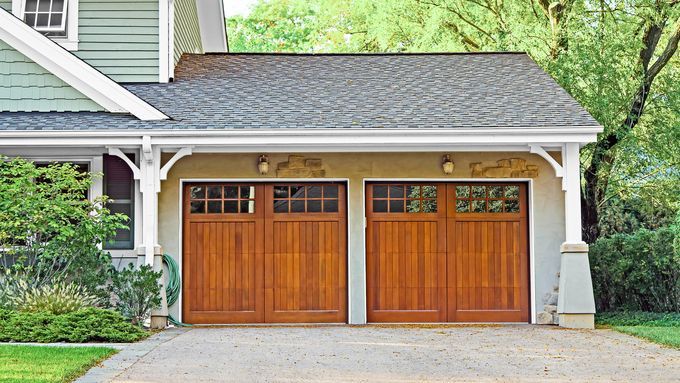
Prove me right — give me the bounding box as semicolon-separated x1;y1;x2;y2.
162;253;191;327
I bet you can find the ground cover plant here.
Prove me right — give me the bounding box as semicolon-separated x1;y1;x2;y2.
596;312;680;349
0;345;116;383
0;157;161;344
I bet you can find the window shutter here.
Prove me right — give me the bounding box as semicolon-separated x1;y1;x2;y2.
103;154;135;250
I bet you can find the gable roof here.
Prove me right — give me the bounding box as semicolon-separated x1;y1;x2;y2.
0;52;600;131
0;7;168;120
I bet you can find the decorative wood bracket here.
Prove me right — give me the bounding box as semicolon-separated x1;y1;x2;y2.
107;147;141;180
160;147;193;181
529;145;566;190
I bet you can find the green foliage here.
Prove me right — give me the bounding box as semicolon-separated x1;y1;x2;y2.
110;264;162;325
596;311;680;327
590;225;680;312
0;345;116;383
7;280;97;315
0;308;148;343
0;157;125;302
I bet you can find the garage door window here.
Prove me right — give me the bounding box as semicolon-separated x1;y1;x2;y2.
273;184;339;213
372;184;437;213
189;185;256;214
455;184;520;213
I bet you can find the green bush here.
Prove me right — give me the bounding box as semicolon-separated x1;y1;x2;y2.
0;308;148;343
110;264;162;325
596;311;680;327
8;280;98;315
590;226;679;312
0;157;125;304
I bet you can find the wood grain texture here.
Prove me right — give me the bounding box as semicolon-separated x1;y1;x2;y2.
183;183;346;324
367;183;529;323
366;183;447;322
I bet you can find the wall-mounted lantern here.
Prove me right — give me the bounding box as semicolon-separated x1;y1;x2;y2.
442;154;454;175
258;154;270;175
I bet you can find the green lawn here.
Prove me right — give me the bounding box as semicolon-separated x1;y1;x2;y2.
612;326;680;349
596;312;680;350
0;345;116;383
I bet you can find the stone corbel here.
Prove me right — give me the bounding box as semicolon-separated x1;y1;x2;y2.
529;145;565;190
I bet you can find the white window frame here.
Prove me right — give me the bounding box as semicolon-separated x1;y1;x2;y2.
12;0;79;51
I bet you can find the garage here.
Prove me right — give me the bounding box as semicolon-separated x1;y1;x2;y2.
366;183;529;323
182;182;347;324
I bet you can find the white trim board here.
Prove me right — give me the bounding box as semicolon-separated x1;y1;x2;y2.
0;130;599;150
0;7;168;120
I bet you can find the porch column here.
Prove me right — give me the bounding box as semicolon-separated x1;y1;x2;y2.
557;143;596;328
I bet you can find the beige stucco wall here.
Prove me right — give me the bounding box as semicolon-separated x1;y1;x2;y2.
158;152;565;324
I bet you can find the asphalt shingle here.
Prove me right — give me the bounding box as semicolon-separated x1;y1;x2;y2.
0;53;600;131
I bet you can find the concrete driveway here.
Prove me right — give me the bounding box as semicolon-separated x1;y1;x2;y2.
80;325;679;383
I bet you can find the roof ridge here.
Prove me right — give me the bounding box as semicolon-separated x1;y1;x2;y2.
200;51;528;57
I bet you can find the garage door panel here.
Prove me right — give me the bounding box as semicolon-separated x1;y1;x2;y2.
183;182;345;324
367;182;529;323
271;220;341;312
452;220;522;312
366;183;447;322
264;184;347;323
447;183;529;322
369;220;444;312
184;219;264;323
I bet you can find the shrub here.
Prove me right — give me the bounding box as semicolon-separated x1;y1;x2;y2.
596;311;680;327
0;308;148;343
0;157;126;303
110;264;162;325
590;225;679;312
8;280;97;315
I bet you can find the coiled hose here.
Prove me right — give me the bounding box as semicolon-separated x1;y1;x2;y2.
162;254;191;327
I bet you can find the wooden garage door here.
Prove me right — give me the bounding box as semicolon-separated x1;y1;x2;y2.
183;183;346;324
366;183;529;323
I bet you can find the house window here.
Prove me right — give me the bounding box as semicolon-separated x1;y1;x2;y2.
23;0;68;36
13;0;79;50
103;154;135;250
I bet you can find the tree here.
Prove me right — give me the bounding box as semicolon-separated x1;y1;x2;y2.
227;0;680;241
0;157;127;301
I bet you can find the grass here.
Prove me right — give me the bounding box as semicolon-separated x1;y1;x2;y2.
596;312;680;349
612;326;680;349
0;345;116;383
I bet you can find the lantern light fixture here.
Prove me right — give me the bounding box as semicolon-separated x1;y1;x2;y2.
258;154;270;175
442;154;454;175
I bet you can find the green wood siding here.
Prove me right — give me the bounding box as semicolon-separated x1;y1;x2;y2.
75;0;160;83
173;0;203;66
0;1;10;11
0;40;103;112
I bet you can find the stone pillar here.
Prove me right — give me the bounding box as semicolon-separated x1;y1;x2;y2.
557;242;595;329
149;246;168;329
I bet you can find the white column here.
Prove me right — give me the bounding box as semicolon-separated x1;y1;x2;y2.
139;137;161;266
557;142;596;329
563;143;584;244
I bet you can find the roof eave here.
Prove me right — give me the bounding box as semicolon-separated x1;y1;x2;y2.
0;8;168;120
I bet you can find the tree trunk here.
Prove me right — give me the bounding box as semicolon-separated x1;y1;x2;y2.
581;18;680;242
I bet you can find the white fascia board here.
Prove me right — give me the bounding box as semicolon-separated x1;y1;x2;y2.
0;128;600;150
0;8;168;120
196;0;228;52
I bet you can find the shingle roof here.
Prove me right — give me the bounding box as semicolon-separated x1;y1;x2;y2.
0;53;599;131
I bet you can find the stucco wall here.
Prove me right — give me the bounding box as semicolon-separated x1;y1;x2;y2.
158;152;565;324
